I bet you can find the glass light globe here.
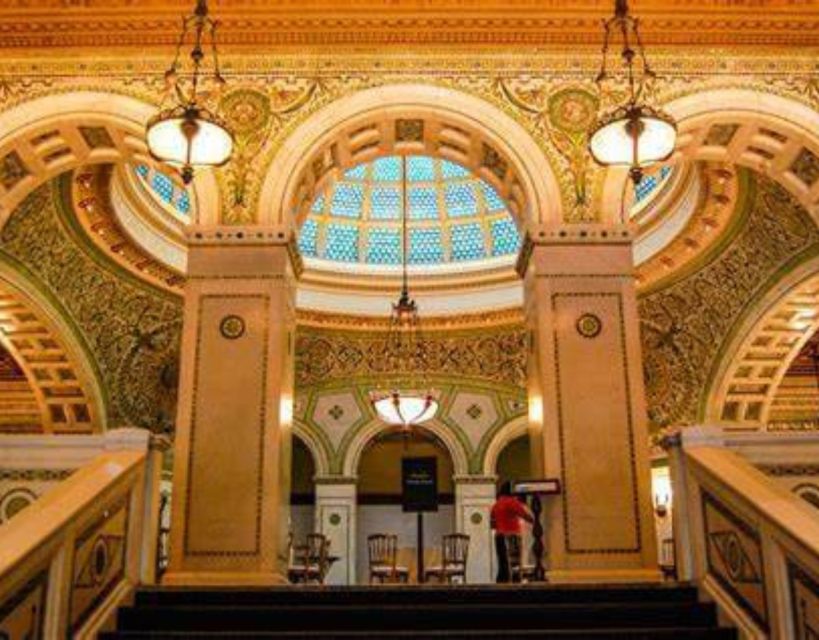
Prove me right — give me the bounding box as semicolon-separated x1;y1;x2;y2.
146;106;233;181
372;392;438;427
589;104;676;169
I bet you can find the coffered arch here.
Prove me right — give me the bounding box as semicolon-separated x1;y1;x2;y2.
0;259;105;433
668;88;819;224
0;91;220;229
705;253;819;426
259;83;563;235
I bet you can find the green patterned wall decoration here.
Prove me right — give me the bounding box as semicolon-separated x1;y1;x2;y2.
0;177;182;431
639;172;819;429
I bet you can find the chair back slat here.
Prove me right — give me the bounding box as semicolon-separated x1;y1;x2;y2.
442;533;470;571
368;533;398;568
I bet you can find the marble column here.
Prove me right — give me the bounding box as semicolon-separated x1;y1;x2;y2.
454;476;496;583
314;477;357;585
164;227;299;585
521;227;658;582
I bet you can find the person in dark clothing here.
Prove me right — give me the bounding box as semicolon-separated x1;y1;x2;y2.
489;481;534;583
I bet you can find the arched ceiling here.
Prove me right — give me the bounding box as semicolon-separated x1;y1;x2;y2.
298;154;520;273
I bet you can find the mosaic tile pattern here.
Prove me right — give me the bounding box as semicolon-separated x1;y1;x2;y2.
634;165;673;204
133;164;191;216
298;154;519;266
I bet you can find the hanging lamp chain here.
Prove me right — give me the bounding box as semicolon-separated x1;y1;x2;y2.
596;0;653;103
164;0;225;110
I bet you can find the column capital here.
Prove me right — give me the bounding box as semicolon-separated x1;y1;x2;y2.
453;475;497;486
516;224;637;278
186;225;303;279
314;475;357;486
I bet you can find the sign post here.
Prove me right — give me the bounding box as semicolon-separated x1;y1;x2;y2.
402;457;438;583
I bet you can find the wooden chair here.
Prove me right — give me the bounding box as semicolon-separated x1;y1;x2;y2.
505;534;535;583
425;533;469;584
367;534;409;584
289;533;330;584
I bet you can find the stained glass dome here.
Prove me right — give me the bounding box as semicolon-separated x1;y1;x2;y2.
298;155;521;270
631;164;673;213
134;164;191;216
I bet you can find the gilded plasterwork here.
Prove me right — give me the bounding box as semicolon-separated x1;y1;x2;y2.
0;179;182;431
0;1;817;49
296;325;526;389
0;51;818;225
640;172;819;428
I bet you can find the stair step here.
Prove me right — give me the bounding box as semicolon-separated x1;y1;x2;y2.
135;584;700;608
101;628;738;640
116;602;718;632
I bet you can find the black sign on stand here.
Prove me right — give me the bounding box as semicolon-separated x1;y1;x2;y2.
402;457;438;582
402;457;438;513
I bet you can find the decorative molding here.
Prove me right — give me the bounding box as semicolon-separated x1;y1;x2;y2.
0;570;48;640
183;293;271;558
0;468;74;482
787;560;819;640
296;325;527;389
701;490;768;631
575;313;602;339
68;499;129;634
0;4;818;49
757;464;819;477
552;292;642;555
219;315;246;341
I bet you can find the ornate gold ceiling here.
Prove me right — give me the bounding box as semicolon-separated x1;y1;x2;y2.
0;1;817;49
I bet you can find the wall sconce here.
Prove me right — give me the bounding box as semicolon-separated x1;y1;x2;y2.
652;470;672;518
654;492;670;518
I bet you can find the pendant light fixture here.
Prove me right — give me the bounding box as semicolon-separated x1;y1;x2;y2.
370;157;439;430
146;0;233;184
589;0;677;185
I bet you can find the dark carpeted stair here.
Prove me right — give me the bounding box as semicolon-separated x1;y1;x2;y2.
101;583;736;639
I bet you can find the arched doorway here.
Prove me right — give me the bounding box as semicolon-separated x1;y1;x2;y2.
290;435;317;547
355;427;455;584
495;435;531;488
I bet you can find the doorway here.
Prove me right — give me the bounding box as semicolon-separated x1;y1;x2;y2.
355;427;455;583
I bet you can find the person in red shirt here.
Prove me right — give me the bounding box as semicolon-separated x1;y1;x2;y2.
490;481;534;583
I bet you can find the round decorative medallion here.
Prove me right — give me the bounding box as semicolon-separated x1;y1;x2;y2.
470;512;483;525
576;313;603;339
329;513;342;526
220;89;272;136
548;88;599;135
220;315;246;340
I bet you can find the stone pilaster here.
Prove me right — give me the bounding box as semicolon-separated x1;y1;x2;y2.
520;226;659;582
314;477;357;585
164;227;299;585
454;475;497;583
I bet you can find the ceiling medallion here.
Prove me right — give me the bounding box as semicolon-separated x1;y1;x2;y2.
588;0;677;187
370;156;439;430
576;313;603;339
220;315;245;340
145;0;234;185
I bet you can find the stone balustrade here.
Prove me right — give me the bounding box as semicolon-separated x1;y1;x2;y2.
668;426;819;639
0;428;164;639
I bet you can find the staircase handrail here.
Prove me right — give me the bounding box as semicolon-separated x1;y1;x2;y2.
668;429;819;640
0;429;164;639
